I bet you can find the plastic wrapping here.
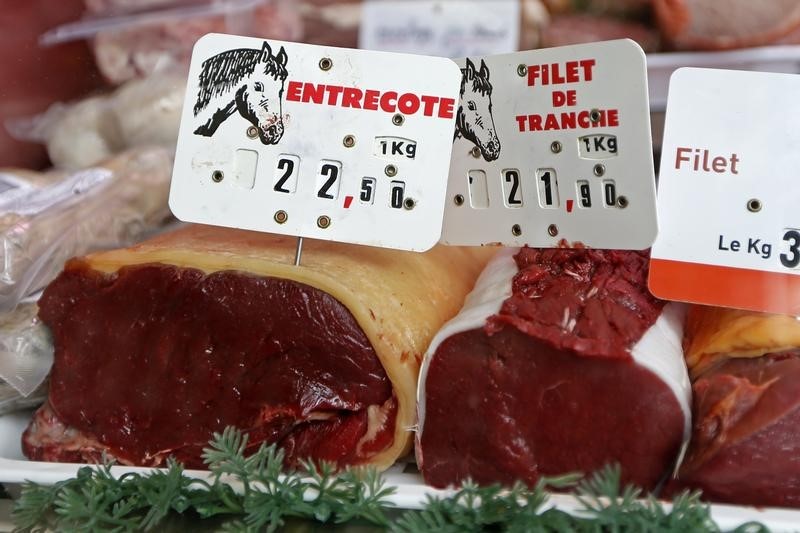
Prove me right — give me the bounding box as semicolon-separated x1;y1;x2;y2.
0;147;174;313
0;298;51;405
41;0;303;84
7;74;186;170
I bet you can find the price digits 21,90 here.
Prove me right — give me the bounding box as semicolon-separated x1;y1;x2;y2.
272;156;406;209
466;168;619;210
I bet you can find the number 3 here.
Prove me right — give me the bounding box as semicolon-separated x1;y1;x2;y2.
781;229;800;268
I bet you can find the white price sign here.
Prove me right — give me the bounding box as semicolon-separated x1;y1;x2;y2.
440;39;657;249
650;68;800;315
359;0;520;58
169;34;462;251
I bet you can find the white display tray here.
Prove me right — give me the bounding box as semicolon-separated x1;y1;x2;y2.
2;411;800;530
647;45;800;111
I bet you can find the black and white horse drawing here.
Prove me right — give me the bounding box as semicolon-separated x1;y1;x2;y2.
455;58;500;162
193;41;288;145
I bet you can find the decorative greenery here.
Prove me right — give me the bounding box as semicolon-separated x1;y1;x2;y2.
12;428;769;532
12;427;394;532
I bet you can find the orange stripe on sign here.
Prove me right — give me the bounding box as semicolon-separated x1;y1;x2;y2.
649;258;800;316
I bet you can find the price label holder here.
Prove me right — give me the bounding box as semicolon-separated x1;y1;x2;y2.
650;68;800;315
440;39;657;249
169;33;462;252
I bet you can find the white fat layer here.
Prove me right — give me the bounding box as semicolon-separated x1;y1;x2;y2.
417;248;519;433
631;302;692;440
417;249;692;441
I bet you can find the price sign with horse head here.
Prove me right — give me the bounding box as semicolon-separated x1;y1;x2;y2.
170;34;462;252
442;39;658;250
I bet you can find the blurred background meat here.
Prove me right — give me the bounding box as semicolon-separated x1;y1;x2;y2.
541;14;660;51
0;0;105;169
653;0;800;50
6;0;800;171
85;0;303;84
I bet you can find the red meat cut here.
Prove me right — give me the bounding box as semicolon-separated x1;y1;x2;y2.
417;247;690;490
23;261;395;468
674;353;800;507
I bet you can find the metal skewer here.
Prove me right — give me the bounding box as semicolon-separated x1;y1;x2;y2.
294;237;304;266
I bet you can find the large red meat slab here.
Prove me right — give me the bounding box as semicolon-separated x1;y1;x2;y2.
417;247;691;489
673;306;800;507
23;224;493;470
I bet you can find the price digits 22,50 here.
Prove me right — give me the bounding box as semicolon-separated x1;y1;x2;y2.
273;155;407;209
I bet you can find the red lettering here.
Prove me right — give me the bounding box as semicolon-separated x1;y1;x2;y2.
560;112;576;129
566;90;577;106
398;93;420;115
302;82;325;104
578;111;590;128
527;59;596;87
529;114;542;131
285;82;453;119
516;115;527;132
363;90;380;111
420;95;438;117
552;90;577;107
550;63;564;84
380;91;398;113
580;59;596;81
565;61;579;83
596;109;607;127
527;64;540;87
675;147;691;170
326;85;344;106
438;98;455;119
607;108;619;127
342;87;363;109
544;114;559;130
286;80;302;102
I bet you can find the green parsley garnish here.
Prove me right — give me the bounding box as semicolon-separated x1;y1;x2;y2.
11;427;769;532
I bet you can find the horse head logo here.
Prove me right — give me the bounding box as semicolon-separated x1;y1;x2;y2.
455;58;500;162
193;41;289;145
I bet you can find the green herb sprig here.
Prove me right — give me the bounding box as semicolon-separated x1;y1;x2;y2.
13;427;394;532
12;427;769;532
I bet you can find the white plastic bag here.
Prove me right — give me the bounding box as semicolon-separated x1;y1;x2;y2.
0;147;174;313
0;298;52;404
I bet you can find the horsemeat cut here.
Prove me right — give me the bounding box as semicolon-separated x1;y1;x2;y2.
417;247;690;489
23;224;493;470
653;0;800;50
673;306;800;507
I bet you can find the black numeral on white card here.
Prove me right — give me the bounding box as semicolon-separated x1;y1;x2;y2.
576;180;592;208
316;160;341;200
359;177;376;204
602;180;617;207
502;169;523;207
536;168;559;209
389;181;405;209
781;229;800;268
273;155;299;193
